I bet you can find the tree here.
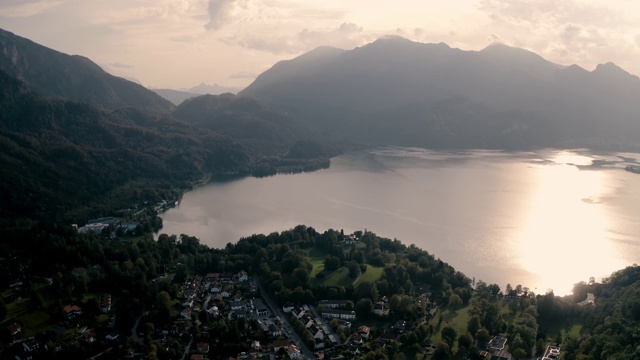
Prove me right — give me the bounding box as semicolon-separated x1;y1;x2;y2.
355;298;373;319
448;294;463;311
458;332;473;350
432;342;450;360
467;316;481;337
324;256;341;272
0;297;6;322
292;268;310;287
156;291;173;324
441;326;457;348
475;328;490;343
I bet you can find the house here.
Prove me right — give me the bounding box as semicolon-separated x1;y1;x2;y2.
373;301;388;316
181;307;192;318
287;344;302;359
282;304;295;313
105;332;119;341
101;294;112;313
351;334;363;345
343;235;356;245
22;338;40;352
237;270;249;282
83;328;97;343
347;344;360;355
321;310;356;320
318;300;352;309
230;300;245;311
314;351;325;360
357;325;370;339
392;320;407;334
233;292;244;302
269;323;282;337
309;324;324;339
251;340;261;350
63;305;83;320
300;314;314;328
489;336;507;351
210;282;222;293
292;306;306;319
221;285;233;298
542;345;561;360
233;308;248;318
209;305;220;317
197;342;210;353
578;293;595;306
380;331;395;343
206;272;219;281
6;322;22;337
489;349;513;360
272;340;291;352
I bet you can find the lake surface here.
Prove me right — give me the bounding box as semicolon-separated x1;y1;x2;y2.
160;148;640;295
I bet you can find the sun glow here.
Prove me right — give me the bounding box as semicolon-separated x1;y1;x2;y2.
517;155;623;295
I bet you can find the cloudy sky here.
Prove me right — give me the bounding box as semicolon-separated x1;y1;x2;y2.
2;0;639;90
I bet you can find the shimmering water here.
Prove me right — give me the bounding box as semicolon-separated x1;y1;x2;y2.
160;148;640;295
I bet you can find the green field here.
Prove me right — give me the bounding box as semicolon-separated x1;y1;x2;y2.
309;248;326;277
428;305;472;347
17;311;54;337
354;265;384;285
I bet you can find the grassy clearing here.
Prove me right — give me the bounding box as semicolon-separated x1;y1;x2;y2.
6;297;30;318
308;248;327;277
355;265;384;285
429;305;472;347
560;324;583;340
321;268;354;287
18;311;54;337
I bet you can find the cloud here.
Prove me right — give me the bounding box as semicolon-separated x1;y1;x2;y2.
230;70;258;79
0;0;68;18
108;62;134;69
205;0;236;30
475;0;640;74
226;22;371;54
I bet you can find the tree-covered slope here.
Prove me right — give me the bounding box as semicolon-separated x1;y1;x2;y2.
0;28;174;113
0;69;252;223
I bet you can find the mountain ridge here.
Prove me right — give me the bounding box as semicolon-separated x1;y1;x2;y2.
240;36;640;151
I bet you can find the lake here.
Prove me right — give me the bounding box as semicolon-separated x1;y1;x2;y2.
159;148;640;295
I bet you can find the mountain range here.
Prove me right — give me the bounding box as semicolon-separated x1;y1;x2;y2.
241;36;640;150
0;28;321;225
2;27;640;224
152;83;241;106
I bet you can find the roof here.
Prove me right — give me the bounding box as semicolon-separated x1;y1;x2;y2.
63;305;82;313
489;336;507;350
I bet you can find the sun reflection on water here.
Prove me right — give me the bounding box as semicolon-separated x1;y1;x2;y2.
518;153;625;295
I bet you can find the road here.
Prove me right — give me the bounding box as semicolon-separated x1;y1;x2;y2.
180;334;194;360
255;278;315;359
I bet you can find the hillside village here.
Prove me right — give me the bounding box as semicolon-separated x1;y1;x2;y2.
2;225;638;360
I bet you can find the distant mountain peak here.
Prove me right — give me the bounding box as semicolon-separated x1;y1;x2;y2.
594;62;629;75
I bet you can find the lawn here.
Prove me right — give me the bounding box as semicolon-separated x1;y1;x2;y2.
5;297;30;319
17;311;55;337
309;248;326;278
428;305;472;348
315;268;355;287
354;265;384;285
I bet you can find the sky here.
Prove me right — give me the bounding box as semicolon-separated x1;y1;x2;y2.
1;0;640;90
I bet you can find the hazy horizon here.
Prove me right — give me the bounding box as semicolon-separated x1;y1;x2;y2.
2;0;640;90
